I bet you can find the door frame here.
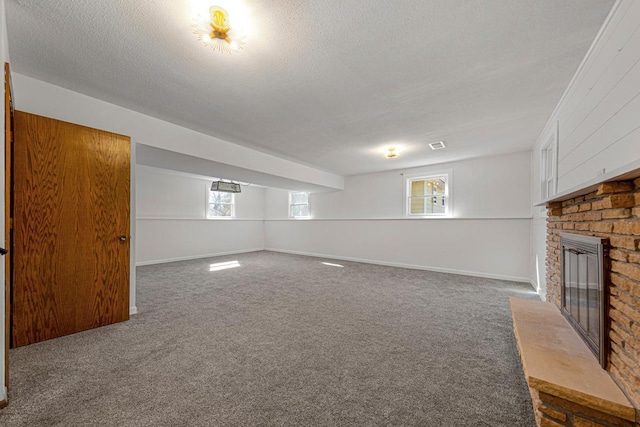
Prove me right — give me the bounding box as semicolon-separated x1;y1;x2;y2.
2;61;13;408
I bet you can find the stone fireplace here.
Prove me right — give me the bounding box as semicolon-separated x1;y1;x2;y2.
531;176;640;426
546;178;640;403
511;176;640;427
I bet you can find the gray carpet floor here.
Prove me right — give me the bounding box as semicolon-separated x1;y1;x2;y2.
0;251;538;426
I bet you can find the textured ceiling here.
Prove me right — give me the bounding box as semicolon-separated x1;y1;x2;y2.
6;0;614;176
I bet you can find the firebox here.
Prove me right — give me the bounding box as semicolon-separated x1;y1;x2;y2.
560;233;609;368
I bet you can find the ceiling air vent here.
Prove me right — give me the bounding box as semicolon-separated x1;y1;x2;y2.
429;141;446;150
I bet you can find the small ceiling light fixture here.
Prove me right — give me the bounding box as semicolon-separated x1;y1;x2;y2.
211;180;242;193
193;6;246;53
384;147;398;158
429;141;446;150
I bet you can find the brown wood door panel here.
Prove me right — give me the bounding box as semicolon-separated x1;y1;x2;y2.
82;130;130;329
12;111;129;347
13;113;76;344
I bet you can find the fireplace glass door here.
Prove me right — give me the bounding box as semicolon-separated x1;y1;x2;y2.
563;249;600;344
560;233;608;368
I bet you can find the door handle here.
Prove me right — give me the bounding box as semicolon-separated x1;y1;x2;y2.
119;236;128;241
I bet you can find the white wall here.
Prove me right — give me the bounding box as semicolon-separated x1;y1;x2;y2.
136;166;265;265
555;0;640;192
532;0;640;198
137;220;264;265
266;219;531;281
265;152;533;282
530;0;640;296
268;151;531;220
530;131;550;298
137;166;265;220
0;0;8;404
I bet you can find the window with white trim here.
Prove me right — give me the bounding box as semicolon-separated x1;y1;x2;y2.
406;174;449;216
540;123;558;200
289;192;310;218
541;144;556;199
207;190;234;218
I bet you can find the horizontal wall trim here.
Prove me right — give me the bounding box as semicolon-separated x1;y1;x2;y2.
136;217;264;221
264;217;532;221
265;248;531;284
136;248;264;266
136;217;531;222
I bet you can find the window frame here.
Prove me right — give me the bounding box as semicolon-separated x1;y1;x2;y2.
403;171;452;217
206;188;235;219
289;191;310;219
540;123;558;200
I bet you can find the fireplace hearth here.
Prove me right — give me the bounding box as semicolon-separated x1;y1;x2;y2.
544;177;640;415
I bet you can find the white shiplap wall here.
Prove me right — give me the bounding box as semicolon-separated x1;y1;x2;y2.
555;0;640;193
530;0;640;295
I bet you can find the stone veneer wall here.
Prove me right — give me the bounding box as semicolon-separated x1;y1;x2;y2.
531;389;636;427
546;177;640;411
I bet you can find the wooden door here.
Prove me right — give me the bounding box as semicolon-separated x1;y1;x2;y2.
12;111;130;347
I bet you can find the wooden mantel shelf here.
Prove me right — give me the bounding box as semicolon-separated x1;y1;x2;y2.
510;297;637;423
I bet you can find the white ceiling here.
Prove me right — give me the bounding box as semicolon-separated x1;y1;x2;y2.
6;0;614;176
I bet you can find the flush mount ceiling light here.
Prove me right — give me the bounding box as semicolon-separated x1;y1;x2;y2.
193;5;246;53
429;141;446;150
384;147;398;158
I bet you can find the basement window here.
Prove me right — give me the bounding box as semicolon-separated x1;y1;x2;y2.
406;174;449;216
541;144;556;199
290;192;310;218
541;123;558;200
207;191;234;218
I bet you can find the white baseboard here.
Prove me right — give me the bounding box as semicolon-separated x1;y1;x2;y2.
130;306;138;315
537;287;547;302
135;248;264;266
265;248;531;283
528;279;546;301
